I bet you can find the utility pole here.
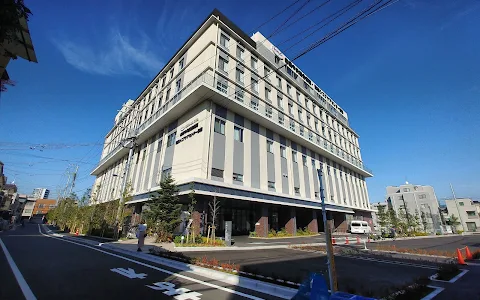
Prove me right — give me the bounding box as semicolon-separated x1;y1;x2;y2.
317;167;337;293
113;137;136;239
68;165;79;197
450;183;466;232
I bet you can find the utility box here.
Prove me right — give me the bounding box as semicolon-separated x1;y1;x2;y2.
225;221;232;246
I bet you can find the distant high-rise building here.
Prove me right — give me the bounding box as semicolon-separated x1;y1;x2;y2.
32;188;50;199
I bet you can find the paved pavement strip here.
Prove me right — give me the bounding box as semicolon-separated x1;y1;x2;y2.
0;224;283;300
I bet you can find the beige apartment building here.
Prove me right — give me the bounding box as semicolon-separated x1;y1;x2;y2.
445;198;480;232
91;9;374;237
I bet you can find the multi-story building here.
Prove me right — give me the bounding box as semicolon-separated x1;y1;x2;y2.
91;9;374;237
32;188;50;199
445;198;479;232
385;183;442;233
32;199;56;216
21;196;36;218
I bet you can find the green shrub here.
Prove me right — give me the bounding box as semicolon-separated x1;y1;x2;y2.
437;262;460;281
174;235;183;244
249;231;257;237
457;230;464;235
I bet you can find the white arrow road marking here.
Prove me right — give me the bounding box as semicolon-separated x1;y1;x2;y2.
111;267;147;279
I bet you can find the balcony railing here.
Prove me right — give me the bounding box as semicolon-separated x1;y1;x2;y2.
95;69;372;175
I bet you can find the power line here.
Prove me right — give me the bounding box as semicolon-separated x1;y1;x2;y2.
268;0;313;38
253;0;303;32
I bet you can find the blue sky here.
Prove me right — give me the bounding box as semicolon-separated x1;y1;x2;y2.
1;0;479;203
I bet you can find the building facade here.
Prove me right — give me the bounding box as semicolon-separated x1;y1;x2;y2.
385;183;442;233
91;9;374;237
32;188;50;199
32;199;56;216
445;198;480;232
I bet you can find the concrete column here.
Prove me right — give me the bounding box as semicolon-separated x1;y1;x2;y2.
308;210;319;233
285;207;297;235
255;205;269;237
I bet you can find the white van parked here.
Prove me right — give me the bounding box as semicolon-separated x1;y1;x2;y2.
349;221;371;234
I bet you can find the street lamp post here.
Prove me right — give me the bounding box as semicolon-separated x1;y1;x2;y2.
317;167;337;293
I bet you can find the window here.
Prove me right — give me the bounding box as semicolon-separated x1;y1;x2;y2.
307;114;311;126
264;66;271;80
302;155;307;166
220;33;229;48
233;173;243;182
234;126;243;142
298;109;303;121
236;68;244;84
162;168;172;179
276;75;282;88
287;84;292;95
296;92;301;102
459;202;464;206
403;188;410;192
294;187;300;194
251;56;258;70
277;95;283;109
418;194;427;199
214;118;225;134
311;158;316;167
237;46;245;60
265;105;273;118
219;56;228;73
303;80;309;89
250;100;258;110
265;87;271;100
175;78;182;93
267;140;274;153
278;113;284;125
289;120;295;132
250;78;258;93
315;120;319;131
211;168;224;178
467;211;477;217
274;55;280;64
234;89;244;102
161;76;166;87
157;139;163;152
315;191;319;198
280;146;286;158
308;132;313;141
216;80;227;94
268;181;275;189
299;126;304;136
179;58;185;69
292;150;297;162
167;132;176;147
170;68;174;79
165;88;171;101
288;102;294;115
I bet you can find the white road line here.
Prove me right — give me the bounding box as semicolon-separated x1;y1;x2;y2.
37;225;263;300
340;254;438;270
0;238;37;300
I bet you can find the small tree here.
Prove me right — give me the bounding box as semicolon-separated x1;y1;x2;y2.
377;205;389;228
421;211;428;232
144;174;182;242
387;206;399;230
186;183;196;243
447;214;461;233
208;193;220;243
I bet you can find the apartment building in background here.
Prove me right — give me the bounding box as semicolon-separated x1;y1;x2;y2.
91;9;374;237
385;183;442;233
32;188;50;199
445;198;480;232
32;199;56;216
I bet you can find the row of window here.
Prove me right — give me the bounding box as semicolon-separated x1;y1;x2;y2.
218;31;357;148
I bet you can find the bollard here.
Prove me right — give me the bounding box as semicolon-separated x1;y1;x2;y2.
363;240;368;251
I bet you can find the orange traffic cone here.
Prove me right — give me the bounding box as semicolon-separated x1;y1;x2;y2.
345;237;349;245
456;248;466;265
465;246;473;260
356;236;361;244
332;237;336;245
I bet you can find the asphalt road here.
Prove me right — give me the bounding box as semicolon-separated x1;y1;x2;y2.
378;235;480;252
0;223;282;300
185;248;438;297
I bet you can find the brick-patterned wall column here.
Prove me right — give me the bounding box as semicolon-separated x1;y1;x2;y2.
308;210;319;233
192;211;201;236
285;207;297;235
255;205;269;237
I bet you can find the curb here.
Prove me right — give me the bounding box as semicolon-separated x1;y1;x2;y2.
49;230;297;299
429;269;469;283
421;286;445;300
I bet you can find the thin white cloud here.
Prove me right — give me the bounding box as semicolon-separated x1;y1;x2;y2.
52;28;163;77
